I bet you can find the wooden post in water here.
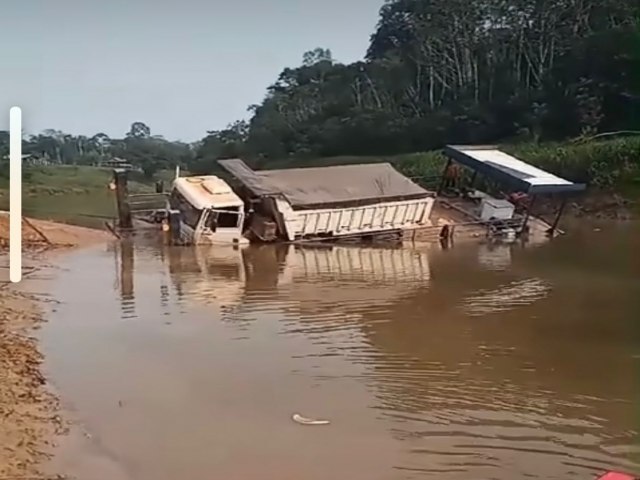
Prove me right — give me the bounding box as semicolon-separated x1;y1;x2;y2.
113;169;132;230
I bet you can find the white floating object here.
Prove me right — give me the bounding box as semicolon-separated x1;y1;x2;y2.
292;413;330;426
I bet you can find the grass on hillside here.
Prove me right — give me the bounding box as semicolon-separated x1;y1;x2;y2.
263;136;640;195
0;165;159;228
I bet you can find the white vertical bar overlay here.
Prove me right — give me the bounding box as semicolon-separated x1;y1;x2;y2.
10;107;22;283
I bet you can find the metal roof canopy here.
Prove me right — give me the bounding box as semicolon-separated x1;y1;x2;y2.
444;145;586;195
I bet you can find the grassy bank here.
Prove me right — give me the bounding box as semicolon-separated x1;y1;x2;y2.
265;137;640;196
0;166;156;228
259;137;640;219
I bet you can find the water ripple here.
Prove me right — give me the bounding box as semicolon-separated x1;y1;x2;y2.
460;278;552;317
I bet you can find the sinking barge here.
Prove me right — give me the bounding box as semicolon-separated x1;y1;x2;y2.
108;145;585;247
431;145;586;242
218;159;435;243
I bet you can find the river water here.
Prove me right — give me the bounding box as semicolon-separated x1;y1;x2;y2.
39;225;639;480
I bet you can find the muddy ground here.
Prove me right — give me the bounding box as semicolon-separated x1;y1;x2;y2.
0;285;66;478
0;213;109;478
0;212;109;251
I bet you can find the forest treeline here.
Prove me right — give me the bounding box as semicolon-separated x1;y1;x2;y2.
1;0;639;186
240;0;639;162
0;122;193;179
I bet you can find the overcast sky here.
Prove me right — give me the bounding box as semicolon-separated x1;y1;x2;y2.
1;0;382;141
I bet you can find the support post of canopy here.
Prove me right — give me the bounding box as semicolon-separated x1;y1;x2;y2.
520;194;537;235
469;170;478;189
549;197;568;236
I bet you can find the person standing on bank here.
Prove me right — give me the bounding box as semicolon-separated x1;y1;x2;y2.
443;163;461;192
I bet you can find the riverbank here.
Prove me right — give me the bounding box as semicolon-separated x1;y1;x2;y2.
250;137;640;221
0;165;163;229
0;217;109;479
0;285;65;478
0;212;110;251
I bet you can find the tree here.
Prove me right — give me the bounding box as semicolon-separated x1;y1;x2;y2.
90;132;111;155
302;48;333;66
0;131;9;179
7;121;196;175
0;131;9;157
126;122;151;139
190;121;249;173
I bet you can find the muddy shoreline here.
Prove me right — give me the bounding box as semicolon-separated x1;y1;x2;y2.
0;283;67;478
0;215;110;478
538;191;638;221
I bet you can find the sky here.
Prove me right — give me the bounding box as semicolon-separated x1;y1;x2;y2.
0;0;382;142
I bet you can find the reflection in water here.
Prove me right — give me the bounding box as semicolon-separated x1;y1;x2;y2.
41;237;640;480
119;241;135;319
166;244;247;309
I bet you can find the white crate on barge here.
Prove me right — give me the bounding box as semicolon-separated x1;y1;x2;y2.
479;198;515;221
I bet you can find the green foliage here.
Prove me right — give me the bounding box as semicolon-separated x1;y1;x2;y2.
190;121;248;174
0;131;9;180
13;123;195;180
259;137;640;193
0;165;164;228
110;133;191;179
504;137;640;189
233;1;639;161
23;165;116;189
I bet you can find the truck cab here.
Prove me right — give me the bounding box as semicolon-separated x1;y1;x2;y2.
168;176;249;245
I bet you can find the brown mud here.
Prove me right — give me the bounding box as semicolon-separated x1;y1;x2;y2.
0;212;109;251
0;285;66;479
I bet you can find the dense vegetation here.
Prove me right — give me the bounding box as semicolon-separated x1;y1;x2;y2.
1;0;639;190
238;0;638;157
0;122;192;179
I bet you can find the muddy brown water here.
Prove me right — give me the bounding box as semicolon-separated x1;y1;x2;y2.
38;224;639;480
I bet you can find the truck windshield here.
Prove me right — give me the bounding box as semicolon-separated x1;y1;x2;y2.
209;207;240;229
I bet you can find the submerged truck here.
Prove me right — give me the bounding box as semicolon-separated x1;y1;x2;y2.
217;159;436;243
167;175;249;245
166;159;435;245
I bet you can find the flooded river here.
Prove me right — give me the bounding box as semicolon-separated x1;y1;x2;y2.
39;225;639;480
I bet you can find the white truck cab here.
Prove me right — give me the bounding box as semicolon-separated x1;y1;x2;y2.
168;175;248;245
